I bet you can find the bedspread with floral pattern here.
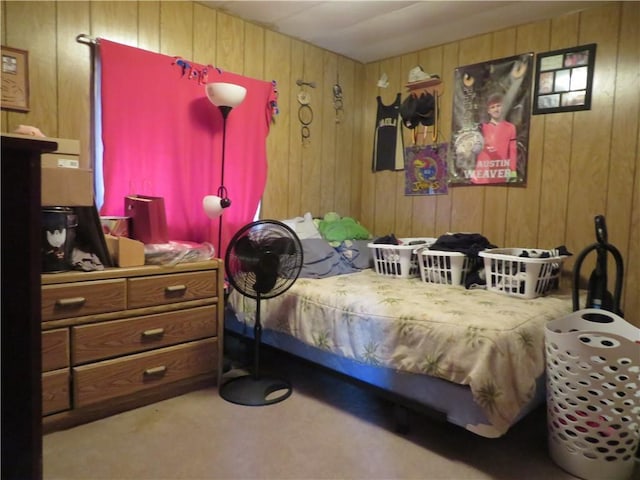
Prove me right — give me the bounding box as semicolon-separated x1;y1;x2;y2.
229;269;575;437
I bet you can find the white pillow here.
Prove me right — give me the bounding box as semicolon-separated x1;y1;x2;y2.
281;212;322;240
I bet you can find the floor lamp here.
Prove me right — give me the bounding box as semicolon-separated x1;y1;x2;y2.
202;82;247;258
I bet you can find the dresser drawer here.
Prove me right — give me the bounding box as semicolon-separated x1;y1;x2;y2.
42;279;126;321
72;305;218;364
73;338;217;407
127;271;217;309
42;368;70;415
42;328;69;371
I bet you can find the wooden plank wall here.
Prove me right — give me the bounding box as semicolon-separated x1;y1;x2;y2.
0;0;363;223
1;1;638;324
359;2;639;324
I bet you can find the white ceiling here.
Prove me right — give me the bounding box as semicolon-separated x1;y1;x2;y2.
201;1;604;63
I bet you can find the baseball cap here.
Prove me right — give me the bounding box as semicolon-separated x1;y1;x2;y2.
408;66;431;83
400;92;435;129
377;73;389;88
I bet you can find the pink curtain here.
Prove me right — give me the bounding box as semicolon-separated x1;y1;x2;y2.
99;39;276;257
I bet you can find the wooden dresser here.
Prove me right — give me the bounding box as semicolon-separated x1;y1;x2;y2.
41;260;223;433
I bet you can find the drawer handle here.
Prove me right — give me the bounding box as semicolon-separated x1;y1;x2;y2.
141;328;165;339
55;297;86;307
143;366;167;378
165;285;187;294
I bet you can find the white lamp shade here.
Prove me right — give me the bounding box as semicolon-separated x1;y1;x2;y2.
205;82;247;108
203;195;225;219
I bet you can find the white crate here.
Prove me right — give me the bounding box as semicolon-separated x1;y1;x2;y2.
368;238;435;278
479;248;566;299
418;249;471;286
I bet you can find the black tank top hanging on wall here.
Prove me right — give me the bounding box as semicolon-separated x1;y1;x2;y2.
372;93;405;172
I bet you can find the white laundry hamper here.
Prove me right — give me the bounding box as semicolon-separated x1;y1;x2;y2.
368;238;435;279
545;309;640;480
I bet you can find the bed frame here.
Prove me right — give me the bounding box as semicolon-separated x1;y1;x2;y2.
224;305;547;434
222;266;575;438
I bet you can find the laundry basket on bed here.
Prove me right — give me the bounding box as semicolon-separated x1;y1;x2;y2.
417;249;471;285
479;248;567;299
545;309;640;480
368;238;434;279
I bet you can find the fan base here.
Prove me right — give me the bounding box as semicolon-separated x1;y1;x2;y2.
220;374;292;406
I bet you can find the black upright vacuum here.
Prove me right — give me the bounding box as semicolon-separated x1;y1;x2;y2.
571;214;624;317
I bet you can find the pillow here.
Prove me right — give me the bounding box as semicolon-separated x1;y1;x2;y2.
281;212;322;240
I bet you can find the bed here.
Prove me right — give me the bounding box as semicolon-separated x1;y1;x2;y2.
225;220;576;438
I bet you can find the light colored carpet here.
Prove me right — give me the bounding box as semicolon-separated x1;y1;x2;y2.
43;347;603;480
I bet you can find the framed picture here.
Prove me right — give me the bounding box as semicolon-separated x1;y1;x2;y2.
1;46;30;112
533;43;596;115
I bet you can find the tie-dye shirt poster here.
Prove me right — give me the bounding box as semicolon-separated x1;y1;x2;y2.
449;53;533;186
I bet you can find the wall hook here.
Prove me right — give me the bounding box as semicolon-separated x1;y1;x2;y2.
296;79;316;88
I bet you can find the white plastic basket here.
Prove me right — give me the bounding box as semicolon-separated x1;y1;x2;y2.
418;249;471;285
545;309;640;480
479;248;566;299
368;238;435;278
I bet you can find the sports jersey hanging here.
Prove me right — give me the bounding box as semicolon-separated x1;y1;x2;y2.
449;53;533;186
372;93;404;172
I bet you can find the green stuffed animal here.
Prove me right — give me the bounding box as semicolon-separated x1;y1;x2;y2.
318;212;371;243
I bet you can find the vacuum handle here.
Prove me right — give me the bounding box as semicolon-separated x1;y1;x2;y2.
572;241;624;316
595;215;608;245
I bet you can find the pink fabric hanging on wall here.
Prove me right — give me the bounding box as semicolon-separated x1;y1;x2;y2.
99;39;276;257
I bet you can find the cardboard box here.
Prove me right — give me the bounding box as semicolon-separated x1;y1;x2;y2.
3;132;85;167
40;136;85;168
41;153;81;169
104;234;145;267
43;136;80;155
35;135;92;206
41;166;94;206
39;136;86;168
2;132;93;206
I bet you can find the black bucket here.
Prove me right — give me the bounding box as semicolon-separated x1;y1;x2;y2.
42;207;78;273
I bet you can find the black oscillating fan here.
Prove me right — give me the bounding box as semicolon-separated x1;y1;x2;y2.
222;220;303;406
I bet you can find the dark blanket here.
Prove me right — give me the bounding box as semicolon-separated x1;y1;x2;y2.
429;233;497;289
429;233;496;256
